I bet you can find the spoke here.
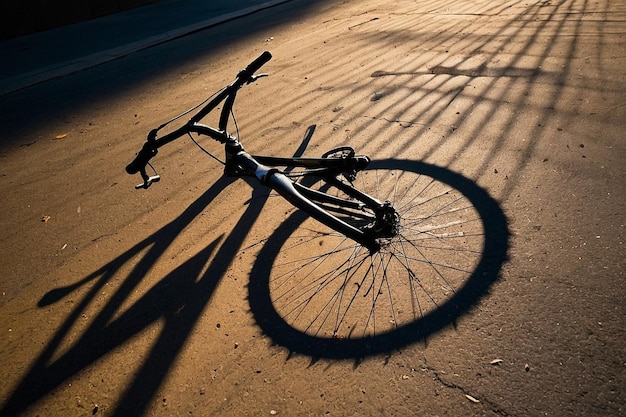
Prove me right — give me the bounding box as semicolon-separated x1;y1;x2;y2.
271;239;355;292
266;166;487;340
397;234;464;295
329;245;373;335
305;245;367;335
276;239;357;312
394;236;425;319
392;170;421;209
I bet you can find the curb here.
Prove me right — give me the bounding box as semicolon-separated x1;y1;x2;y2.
0;0;290;97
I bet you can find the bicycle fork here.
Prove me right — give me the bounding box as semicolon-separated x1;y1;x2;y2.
223;142;391;254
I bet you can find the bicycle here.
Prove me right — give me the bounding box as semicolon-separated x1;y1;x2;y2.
127;51;507;346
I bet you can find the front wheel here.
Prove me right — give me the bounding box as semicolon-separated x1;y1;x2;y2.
249;159;508;357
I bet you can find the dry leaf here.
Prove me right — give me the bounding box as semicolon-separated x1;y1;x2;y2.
54;133;67;140
490;358;504;365
41;215;51;223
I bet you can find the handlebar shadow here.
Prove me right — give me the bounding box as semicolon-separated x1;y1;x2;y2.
1;178;269;417
1;125;319;417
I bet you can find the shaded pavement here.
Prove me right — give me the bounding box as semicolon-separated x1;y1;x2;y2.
0;0;292;95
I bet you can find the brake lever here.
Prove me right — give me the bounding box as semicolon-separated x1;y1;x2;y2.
135;168;161;189
247;73;269;84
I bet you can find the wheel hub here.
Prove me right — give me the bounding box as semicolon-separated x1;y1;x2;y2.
365;202;400;239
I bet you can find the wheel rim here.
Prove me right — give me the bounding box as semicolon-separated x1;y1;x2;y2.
249;159;508;358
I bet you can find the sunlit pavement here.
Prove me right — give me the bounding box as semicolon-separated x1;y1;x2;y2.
0;0;624;416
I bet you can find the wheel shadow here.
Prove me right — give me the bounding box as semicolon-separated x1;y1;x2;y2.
248;159;510;359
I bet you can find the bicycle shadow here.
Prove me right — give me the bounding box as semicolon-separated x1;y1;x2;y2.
0;175;271;417
1;146;507;415
248;159;510;360
1;126;319;417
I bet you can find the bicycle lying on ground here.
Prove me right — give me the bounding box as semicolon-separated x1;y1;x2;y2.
127;51;507;347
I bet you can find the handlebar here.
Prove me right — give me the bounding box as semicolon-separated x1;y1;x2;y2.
126;52;272;187
238;51;272;82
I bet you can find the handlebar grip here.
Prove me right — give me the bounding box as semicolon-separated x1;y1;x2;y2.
126;142;158;174
244;51;272;75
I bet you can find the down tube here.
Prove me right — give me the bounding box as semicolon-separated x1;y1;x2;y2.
266;171;379;253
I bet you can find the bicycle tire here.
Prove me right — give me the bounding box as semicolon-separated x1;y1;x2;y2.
249;159;508;358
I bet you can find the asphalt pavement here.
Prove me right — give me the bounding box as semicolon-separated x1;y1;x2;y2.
0;0;291;96
0;0;623;415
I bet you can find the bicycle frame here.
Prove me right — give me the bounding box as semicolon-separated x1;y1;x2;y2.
126;52;391;252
